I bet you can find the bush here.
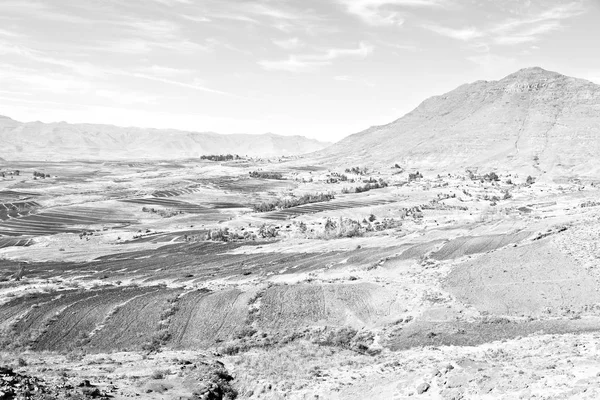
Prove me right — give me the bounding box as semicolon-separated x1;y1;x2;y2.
344;166;368;175
151;369;168;379
408;171;423;181
484;172;500;181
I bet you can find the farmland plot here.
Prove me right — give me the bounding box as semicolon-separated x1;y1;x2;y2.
152;186;203;198
257;283;402;332
87;288;183;352
0;236;33;249
31;286;156;351
0;291;65;331
261;198;398;220
121;197;220;215
0;190;40;202
168;289;254;348
444;238;600;316
4;290;98;348
0;206;132;237
430;231;532;260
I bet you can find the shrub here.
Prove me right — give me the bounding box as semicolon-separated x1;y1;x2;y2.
526;175;535;185
151;369;168;379
408;171;423;181
484;172;500;181
344;166;368;175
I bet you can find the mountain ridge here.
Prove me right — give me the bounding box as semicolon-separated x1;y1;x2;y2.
0;117;332;161
310;67;600;177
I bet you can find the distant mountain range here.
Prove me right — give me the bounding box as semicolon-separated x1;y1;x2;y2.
0;116;331;161
312;67;600;177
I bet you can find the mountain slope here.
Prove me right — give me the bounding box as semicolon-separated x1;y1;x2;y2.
313;67;600;176
0;117;331;161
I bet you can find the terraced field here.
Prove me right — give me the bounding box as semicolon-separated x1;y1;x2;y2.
0;190;39;202
87;288;183;352
0;237;33;248
0;206;132;236
216;178;296;193
257;283;402;332
31;286;156;352
261;198;398;220
0;241;404;285
0;201;40;221
152;186;203;198
121;197;213;214
169;289;254;348
430;231;532;260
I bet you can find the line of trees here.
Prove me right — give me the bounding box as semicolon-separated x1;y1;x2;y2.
249;171;284;180
253;192;335;212
200;154;241;161
33;171;50;179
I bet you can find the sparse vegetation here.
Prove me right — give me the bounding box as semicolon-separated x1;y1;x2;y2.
342;178;388;194
408;171;423;181
253;192;334;212
32;171;51;179
344;166;368;175
141;206;183;218
200;154;241;161
249;171;284;179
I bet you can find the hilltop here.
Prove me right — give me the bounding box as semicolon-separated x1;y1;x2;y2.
313;67;600;177
0;117;331;161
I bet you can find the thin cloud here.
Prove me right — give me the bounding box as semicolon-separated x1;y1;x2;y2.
424;2;585;46
0;39;236;97
273;37;303;50
422;25;484;41
338;0;449;26
259;42;374;72
334;75;376;87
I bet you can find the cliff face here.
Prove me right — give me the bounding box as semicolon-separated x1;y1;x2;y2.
314;67;600;177
0;118;331;161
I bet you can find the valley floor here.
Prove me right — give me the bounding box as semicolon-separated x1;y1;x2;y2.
1;158;600;399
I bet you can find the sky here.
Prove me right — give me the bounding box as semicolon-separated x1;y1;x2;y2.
0;0;598;142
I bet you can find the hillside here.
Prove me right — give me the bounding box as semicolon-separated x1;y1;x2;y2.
0;116;331;161
313;67;600;177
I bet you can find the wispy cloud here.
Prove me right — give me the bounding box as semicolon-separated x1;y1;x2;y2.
113;19;208;54
424;2;585;46
334;75;376;87
491;3;584;45
422;25;484;41
259;42;374;72
338;0;449;26
0;39;235;97
0;1;96;24
273;37;303;50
